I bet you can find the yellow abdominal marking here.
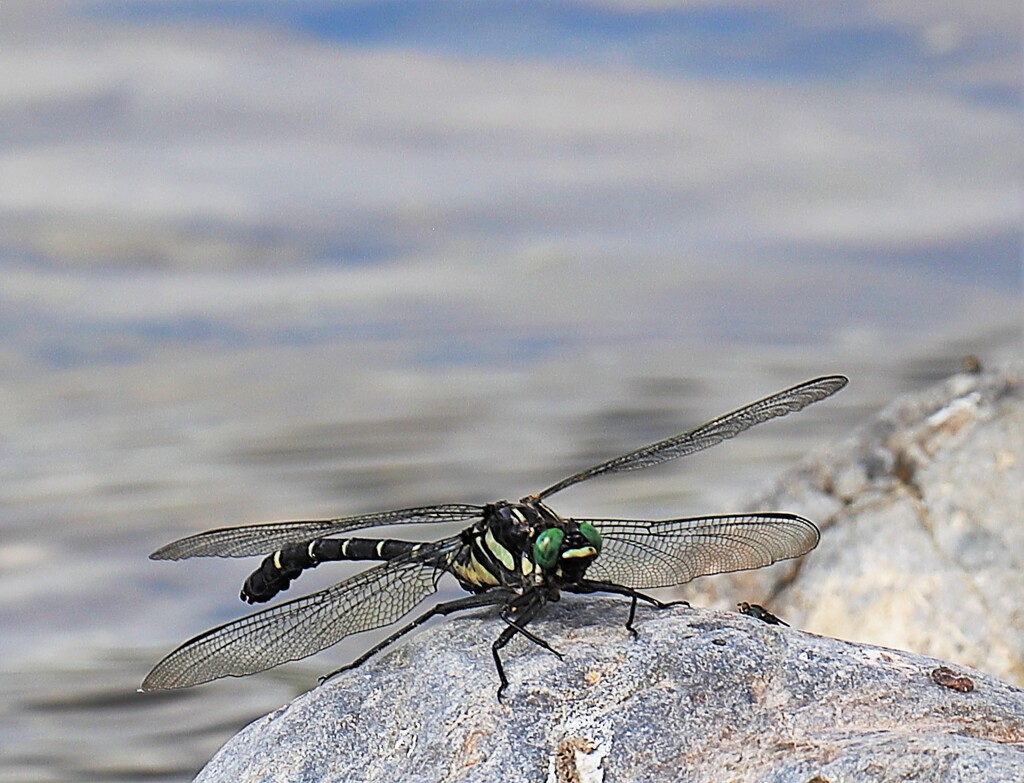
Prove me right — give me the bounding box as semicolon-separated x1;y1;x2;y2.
273;551;283;570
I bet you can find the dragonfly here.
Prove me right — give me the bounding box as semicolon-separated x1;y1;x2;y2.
142;375;846;698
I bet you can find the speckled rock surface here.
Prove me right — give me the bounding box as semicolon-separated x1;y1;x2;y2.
195;601;1024;783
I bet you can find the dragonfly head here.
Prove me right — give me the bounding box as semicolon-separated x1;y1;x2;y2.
487;500;602;583
532;521;602;582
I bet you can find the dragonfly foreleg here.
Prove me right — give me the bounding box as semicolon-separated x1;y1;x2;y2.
499;606;560;658
492;590;547;701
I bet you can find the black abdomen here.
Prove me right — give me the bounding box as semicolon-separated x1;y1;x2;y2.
241;538;421;603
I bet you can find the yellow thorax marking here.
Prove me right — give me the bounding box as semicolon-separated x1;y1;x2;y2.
484;528;516;572
454;549;500;587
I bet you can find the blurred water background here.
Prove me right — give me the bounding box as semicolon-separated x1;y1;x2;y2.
1;2;1021;781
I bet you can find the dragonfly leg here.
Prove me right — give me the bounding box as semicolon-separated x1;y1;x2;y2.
499;609;561;658
568;579;689;636
319;589;511;686
626;595;639;638
492;592;547;701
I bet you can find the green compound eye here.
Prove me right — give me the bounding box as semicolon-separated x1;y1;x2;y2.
532;528;564;570
579;522;602;555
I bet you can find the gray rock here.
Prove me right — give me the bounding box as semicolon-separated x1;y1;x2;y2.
723;363;1024;687
196;600;1024;782
195;365;1024;781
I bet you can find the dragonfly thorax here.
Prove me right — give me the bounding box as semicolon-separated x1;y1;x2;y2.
449;500;602;591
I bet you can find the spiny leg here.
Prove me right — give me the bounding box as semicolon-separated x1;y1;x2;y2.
319;590;512;685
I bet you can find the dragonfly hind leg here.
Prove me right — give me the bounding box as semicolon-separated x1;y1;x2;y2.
319;589;512;686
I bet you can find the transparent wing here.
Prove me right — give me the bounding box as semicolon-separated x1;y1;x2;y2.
583;513;820;590
141;537;465;690
535;375;847;500
150;504;484;560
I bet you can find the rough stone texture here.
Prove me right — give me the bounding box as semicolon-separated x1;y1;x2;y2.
714;363;1024;687
196;601;1024;783
194;365;1024;782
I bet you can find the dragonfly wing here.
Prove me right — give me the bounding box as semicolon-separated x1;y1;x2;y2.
150;504;484;559
142;537;465;690
583;513;820;590
535;375;846;500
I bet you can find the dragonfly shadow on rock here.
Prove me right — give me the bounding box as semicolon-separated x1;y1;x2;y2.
142;375;847;699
